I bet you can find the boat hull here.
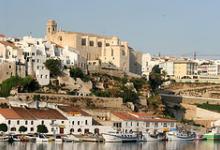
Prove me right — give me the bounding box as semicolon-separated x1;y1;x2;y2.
102;133;139;142
203;133;220;140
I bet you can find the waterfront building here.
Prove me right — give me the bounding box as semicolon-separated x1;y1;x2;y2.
0;107;68;135
111;112;176;133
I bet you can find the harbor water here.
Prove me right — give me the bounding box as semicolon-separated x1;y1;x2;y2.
0;141;220;150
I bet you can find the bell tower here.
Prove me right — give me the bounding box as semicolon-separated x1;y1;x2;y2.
46;20;57;39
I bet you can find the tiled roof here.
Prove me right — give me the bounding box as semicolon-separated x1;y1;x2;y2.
0;107;67;120
112;112;176;122
58;106;90;116
27;108;67;120
12;107;36;120
0;41;17;49
0;109;22;119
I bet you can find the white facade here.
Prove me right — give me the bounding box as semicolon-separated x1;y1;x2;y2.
159;61;174;77
113;120;176;133
142;53;163;79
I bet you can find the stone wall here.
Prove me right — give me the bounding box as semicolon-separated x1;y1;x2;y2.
16;93;123;109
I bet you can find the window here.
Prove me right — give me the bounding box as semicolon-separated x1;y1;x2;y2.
89;41;94;46
30;127;34;131
51;128;54;132
106;43;110;46
81;38;86;46
9;65;11;68
32;52;35;56
97;42;102;47
62;121;64;124
85;120;88;125
45;75;48;79
17;120;20;125
155;122;158;127
78;128;82;132
171;122;175;127
25;121;28;125
11;127;16;131
72;121;74;125
78;121;80;125
8;120;11;125
31;121;34;125
131;122;132;126
41;120;44;125
137;122;139;126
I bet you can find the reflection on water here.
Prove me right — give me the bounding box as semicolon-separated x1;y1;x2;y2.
0;141;220;150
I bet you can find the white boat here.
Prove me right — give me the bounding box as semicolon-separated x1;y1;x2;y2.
63;134;81;142
140;132;163;142
8;134;20;142
166;131;195;141
35;134;49;143
0;135;8;142
102;132;139;142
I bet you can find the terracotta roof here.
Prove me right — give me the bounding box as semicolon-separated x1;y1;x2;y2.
0;41;17;49
112;112;176;122
0;109;22;119
27;108;67;120
58;106;90;116
12;107;36;120
0;107;67;120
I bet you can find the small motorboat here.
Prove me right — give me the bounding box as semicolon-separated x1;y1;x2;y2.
63;134;81;142
140;132;164;142
166;131;195;141
8;134;20;143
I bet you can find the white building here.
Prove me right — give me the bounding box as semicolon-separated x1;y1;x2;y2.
142;53;163;79
159;61;174;77
58;106;112;135
111;112;176;133
0;107;68;135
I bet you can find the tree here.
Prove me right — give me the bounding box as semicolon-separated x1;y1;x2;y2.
33;94;41;101
148;65;163;92
0;123;8;132
69;67;90;82
70;67;84;79
37;125;48;133
19;126;27;133
44;59;62;77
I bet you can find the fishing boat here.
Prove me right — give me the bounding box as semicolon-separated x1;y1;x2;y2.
102;131;139;142
166;131;195;141
203;127;220;140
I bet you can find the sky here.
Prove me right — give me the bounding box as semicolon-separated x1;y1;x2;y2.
1;0;220;58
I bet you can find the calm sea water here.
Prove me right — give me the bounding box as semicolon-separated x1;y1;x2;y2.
0;141;220;150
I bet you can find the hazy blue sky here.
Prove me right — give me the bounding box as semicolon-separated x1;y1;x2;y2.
1;0;220;57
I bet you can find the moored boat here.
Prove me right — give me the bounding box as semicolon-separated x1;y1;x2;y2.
102;131;139;142
140;132;164;142
204;127;220;140
166;131;195;141
35;134;49;143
